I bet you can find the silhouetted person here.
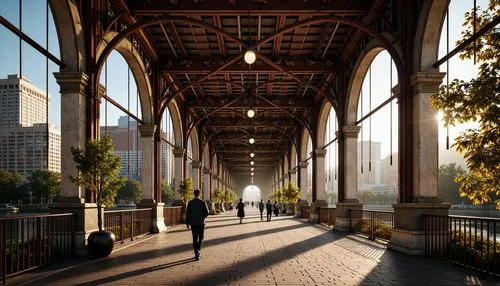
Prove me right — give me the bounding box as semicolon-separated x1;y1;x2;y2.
251;201;254;208
258;199;265;221
236;198;245;224
266;200;273;221
186;189;209;260
273;201;279;217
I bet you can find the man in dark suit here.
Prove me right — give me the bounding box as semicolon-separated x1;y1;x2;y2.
186;189;209;260
266;200;273;221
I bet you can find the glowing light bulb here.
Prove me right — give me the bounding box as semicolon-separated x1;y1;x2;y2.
250;161;254;165
249;138;255;144
251;172;254;176
244;50;256;64
247;108;255;118
251;168;254;171
250;153;255;158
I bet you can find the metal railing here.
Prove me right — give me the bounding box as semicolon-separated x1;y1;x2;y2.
425;214;500;276
348;209;394;241
319;207;336;226
104;208;152;243
163;206;183;226
301;205;311;219
0;213;74;283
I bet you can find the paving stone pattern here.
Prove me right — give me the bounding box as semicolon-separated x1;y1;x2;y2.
8;208;500;286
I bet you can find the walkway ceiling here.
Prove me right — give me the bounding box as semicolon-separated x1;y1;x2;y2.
116;0;383;180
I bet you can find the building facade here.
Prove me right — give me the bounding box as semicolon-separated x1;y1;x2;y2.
0;75;61;181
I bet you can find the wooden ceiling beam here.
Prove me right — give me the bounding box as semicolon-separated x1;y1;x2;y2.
129;0;365;16
161;58;336;74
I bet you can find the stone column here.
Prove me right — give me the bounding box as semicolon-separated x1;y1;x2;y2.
389;72;450;255
295;161;310;218
310;149;328;223
49;72;98;255
335;126;363;231
172;147;185;198
138;125;155;201
289;168;297;185
202;168;211;200
191;161;201;190
298;161;308;201
136;124;167;233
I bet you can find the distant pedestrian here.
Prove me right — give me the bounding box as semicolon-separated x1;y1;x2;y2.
186;189;209;261
258;199;265;221
236;199;245;224
273;201;279;217
251;201;254;208
266;200;273;221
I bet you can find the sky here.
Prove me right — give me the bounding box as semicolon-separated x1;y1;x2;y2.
0;0;488;163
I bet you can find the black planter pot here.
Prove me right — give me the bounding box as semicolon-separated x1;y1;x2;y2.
88;230;115;258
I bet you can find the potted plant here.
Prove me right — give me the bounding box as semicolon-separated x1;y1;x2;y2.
71;136;125;258
176;177;194;221
283;181;301;215
211;188;224;213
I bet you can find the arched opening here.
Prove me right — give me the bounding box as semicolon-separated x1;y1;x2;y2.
355;50;399;209
325;107;339;205
161;107;175;200
242;185;262;202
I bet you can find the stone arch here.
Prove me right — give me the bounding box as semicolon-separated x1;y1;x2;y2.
165;100;183;149
316;100;337;149
188;127;200;163
202;142;210;169
299;127;311;162
49;0;86;72
97;32;153;124
414;0;449;72
290;144;297;170
345;45;385;125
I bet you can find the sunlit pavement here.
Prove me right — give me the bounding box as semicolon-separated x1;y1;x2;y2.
8;208;500;286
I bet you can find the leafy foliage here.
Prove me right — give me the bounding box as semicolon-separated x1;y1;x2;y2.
224;189;237;203
268;188;284;202
117;179;142;203
162;181;174;204
211;188;224;202
431;1;500;208
282;181;301;203
438;163;468;204
71;136;125;231
0;169;22;203
29;170;61;204
178;177;194;202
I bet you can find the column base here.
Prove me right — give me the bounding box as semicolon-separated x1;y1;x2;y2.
136;201;167;233
294;200;309;218
334;201;363;231
309;200;328;223
49;198;98;256
388;202;450;255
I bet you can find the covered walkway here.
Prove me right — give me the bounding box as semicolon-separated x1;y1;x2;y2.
9;209;496;286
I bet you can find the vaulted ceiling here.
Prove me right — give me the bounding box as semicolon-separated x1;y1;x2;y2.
114;0;385;181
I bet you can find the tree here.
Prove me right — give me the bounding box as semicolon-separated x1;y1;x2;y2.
29;170;61;204
71;136;125;232
162;180;174;204
282;181;301;203
431;1;500;208
211;188;224;203
439;163;468;204
0;169;22;203
117;179;142;204
224;189;237;203
178;177;194;202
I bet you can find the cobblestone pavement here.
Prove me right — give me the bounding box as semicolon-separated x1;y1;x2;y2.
9;208;500;286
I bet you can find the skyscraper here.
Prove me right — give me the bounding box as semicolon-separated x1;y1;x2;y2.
0;74;61;180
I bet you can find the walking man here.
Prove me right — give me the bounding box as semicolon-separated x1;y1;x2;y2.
266;200;273;221
186;189;209;260
258;199;265;221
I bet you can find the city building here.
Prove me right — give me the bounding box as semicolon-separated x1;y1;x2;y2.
0;75;61;180
357;141;381;187
101;116;174;183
